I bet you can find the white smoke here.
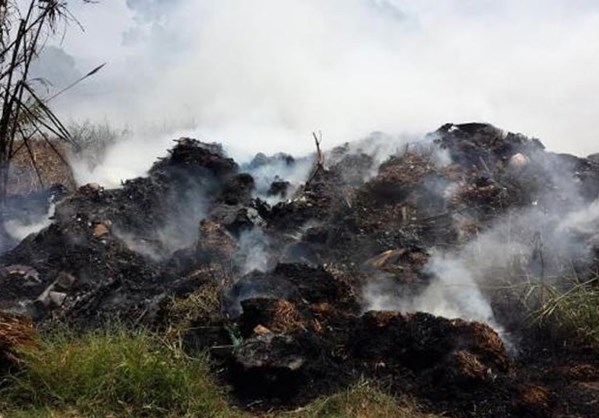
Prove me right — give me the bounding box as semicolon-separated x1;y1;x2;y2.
29;0;599;186
236;227;272;275
364;195;599;327
411;254;497;324
69;130;176;188
244;154;313;203
21;0;599;330
557;199;599;236
4;204;55;242
361;129;599;333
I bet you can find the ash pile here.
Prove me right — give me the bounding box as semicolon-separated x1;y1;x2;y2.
2;123;599;417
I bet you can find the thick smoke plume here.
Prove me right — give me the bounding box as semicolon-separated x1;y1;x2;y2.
20;0;599;337
30;0;599;187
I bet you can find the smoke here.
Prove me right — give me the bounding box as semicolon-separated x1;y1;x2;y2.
21;0;599;331
29;46;81;91
113;165;212;259
69;130;175;188
363;199;599;338
235;227;273;275
29;0;599;182
4;204;55;242
363;143;599;334
415;199;599;320
243;153;313;202
412;254;497;324
557;199;599;236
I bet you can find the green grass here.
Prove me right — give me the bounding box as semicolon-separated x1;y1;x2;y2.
0;330;442;418
530;275;599;348
494;270;599;348
165;282;223;336
281;382;442;418
0;329;244;418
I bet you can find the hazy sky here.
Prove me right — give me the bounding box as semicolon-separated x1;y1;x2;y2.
32;0;599;157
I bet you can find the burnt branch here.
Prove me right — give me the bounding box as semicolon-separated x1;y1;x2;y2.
306;131;325;186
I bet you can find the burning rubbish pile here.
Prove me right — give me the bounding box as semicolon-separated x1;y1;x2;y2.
1;123;599;417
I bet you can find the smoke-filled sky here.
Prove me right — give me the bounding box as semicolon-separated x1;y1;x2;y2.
33;0;599;157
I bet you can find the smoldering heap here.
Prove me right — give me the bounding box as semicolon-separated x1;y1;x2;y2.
1;123;599;417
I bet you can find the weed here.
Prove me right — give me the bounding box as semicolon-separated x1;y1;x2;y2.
0;329;244;418
281;381;443;418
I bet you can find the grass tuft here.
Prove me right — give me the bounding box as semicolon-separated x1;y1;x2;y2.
281;381;442;418
0;329;243;418
495;271;599;348
0;331;443;418
530;275;599;348
165;281;223;333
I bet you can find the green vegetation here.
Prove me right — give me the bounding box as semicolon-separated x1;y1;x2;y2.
496;269;599;348
0;329;243;418
165;282;223;335
0;330;442;418
530;275;599;348
282;382;441;418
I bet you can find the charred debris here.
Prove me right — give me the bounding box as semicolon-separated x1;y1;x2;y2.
2;123;599;417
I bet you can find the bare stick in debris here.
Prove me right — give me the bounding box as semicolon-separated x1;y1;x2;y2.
313;131;324;169
306;131;325;185
479;156;491;175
